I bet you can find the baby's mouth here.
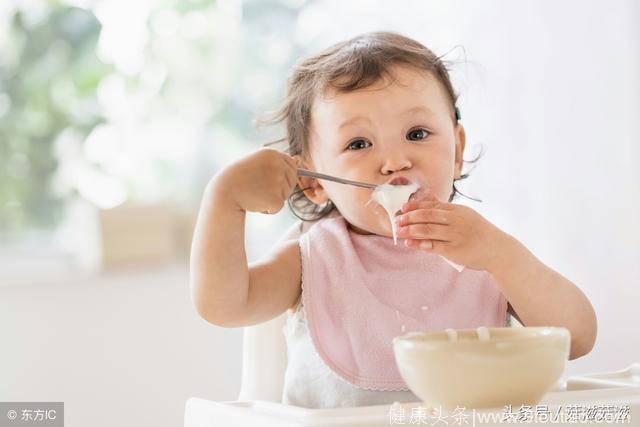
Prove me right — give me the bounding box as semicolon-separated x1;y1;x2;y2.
388;176;411;186
380;176;424;202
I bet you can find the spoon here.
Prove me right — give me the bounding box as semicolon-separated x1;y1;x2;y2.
297;169;377;189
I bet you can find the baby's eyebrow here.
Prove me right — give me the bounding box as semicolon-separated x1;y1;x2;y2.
402;106;436;116
338;115;372;130
338;105;436;130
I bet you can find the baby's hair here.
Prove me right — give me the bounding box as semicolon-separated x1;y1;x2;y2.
260;31;480;221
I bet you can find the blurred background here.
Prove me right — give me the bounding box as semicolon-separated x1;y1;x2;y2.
0;0;638;426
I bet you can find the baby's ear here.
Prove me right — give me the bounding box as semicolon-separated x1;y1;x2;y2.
295;156;329;205
454;123;467;179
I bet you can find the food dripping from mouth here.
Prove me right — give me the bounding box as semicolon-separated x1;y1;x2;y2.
371;178;421;244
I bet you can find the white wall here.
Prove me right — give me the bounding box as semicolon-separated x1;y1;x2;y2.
0;264;243;427
453;0;640;376
305;0;640;376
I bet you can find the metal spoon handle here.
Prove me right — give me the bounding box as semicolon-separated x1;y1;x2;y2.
297;169;377;189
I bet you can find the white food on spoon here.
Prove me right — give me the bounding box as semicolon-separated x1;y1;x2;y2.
371;182;419;245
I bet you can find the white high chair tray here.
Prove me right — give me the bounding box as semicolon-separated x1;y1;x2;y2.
184;364;640;427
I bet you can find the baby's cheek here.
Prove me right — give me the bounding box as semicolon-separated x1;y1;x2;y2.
415;178;452;202
327;191;361;216
333;193;387;232
437;181;455;201
429;168;457;201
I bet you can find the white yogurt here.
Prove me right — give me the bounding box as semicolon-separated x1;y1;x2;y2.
371;181;465;272
371;182;419;244
476;326;490;341
445;328;458;342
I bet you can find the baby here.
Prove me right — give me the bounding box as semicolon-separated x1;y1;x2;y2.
190;31;597;409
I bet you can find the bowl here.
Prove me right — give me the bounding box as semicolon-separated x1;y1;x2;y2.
393;327;570;410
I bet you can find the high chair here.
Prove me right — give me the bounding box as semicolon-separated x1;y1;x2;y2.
185;315;640;427
234;219;309;402
237;311;289;402
184;220;640;426
186;324;640;427
236;218;321;402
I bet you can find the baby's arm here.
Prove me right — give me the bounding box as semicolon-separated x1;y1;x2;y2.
488;238;597;360
190;148;302;327
397;199;597;360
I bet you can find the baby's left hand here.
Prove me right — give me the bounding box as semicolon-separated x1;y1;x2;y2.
395;197;512;271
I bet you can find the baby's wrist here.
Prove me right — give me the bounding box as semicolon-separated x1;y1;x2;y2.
485;231;521;275
207;173;245;213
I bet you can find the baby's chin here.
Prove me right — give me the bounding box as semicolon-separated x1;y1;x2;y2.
342;211;389;237
345;221;377;236
345;210;398;238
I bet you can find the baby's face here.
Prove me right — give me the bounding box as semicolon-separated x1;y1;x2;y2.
304;65;465;236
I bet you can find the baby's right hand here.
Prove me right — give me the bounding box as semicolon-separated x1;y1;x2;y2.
213;148;300;214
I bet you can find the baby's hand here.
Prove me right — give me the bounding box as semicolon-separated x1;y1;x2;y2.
394;197;512;271
213;148;300;214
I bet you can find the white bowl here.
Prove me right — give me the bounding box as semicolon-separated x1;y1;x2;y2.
393;327;570;409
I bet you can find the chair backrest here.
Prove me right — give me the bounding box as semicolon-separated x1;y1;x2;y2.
237;214;337;401
237;312;289;401
237;219;309;401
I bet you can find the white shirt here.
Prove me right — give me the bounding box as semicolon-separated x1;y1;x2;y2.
281;298;419;409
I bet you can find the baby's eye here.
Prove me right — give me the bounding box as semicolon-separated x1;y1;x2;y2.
346;139;372;150
406;128;430;141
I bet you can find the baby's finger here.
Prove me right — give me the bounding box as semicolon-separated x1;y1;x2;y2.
395;209;451;227
264;198;284;215
401;198;454;213
396;223;452;241
281;176;297;202
405;238;444;252
283;166;298;190
291;155;304;168
283;154;298;169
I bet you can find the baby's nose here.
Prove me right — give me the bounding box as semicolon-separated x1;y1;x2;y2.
380;155;412;175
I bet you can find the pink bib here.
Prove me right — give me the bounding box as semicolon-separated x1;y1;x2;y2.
300;216;508;391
